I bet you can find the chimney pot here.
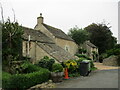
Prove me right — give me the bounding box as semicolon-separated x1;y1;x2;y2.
37;13;44;24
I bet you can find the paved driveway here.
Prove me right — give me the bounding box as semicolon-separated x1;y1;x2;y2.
56;66;118;88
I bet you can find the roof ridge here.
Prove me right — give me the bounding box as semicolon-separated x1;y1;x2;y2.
22;26;54;43
43;23;61;31
42;23;74;41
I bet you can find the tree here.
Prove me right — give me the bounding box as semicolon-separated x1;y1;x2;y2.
68;26;90;45
84;23;117;54
2;19;23;62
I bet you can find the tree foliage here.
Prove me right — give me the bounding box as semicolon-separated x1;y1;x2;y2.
68;26;90;45
84;23;117;54
2;19;23;61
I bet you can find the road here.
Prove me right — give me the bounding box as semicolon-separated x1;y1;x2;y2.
56;69;118;88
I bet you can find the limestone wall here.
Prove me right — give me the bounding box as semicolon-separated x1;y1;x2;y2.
35;43;56;63
55;38;78;55
34;24;55;41
22;41;58;64
103;56;118;66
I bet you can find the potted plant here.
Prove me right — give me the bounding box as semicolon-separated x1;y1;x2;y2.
51;63;64;83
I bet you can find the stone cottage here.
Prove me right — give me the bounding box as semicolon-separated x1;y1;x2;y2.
80;40;99;60
34;13;78;56
22;14;78;63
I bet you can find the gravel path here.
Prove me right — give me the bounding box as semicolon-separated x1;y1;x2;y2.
94;62;119;70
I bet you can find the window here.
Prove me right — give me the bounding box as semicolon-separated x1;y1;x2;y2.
65;46;69;52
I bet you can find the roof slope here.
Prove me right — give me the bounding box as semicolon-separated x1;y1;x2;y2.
42;23;74;41
22;27;54;44
36;42;76;62
22;26;77;62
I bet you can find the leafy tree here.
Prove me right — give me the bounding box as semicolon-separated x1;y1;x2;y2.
2;19;23;62
84;23;117;54
68;26;90;45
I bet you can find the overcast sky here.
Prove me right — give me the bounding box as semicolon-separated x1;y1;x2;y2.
0;0;119;40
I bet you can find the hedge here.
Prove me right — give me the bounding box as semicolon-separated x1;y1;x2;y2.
20;62;42;73
2;68;50;89
2;72;12;88
76;54;91;60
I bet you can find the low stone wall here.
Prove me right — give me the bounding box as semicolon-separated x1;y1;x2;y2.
28;80;55;89
103;55;118;66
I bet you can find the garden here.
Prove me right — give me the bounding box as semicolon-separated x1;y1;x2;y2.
2;54;97;89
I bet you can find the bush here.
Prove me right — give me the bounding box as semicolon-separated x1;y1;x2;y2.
99;53;108;63
69;72;80;77
78;48;87;54
76;54;91;60
89;60;95;69
117;55;120;66
52;63;63;72
2;72;12;88
10;61;42;74
63;60;78;73
76;57;86;62
36;56;55;71
2;68;50;89
106;48;120;57
20;61;41;74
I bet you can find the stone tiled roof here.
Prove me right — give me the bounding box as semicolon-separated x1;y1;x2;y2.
42;23;74;41
22;26;77;62
37;42;76;62
22;27;54;44
85;41;97;48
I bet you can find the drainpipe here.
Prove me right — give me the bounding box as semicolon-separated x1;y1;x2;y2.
35;41;37;62
27;35;30;57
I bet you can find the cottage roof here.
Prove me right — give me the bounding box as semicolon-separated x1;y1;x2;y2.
37;42;77;62
22;27;54;44
42;23;74;41
85;41;97;48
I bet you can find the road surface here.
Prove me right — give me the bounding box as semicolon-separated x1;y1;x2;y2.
56;69;118;88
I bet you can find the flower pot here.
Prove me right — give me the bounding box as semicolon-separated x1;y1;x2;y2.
51;72;64;83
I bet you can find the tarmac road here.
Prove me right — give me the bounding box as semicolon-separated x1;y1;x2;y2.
56;69;118;88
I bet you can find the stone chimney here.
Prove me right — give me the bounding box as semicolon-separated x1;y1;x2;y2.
37;13;44;24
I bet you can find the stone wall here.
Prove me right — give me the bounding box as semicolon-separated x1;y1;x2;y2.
103;55;118;66
22;41;55;64
34;24;55;41
55;38;78;56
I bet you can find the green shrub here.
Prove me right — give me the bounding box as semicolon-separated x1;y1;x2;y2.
89;60;95;68
20;62;41;74
114;44;120;49
117;55;120;66
52;63;63;72
91;67;97;71
36;56;55;71
11;61;42;74
2;72;12;88
69;72;80;77
76;54;91;60
106;48;120;57
78;48;87;54
2;68;50;89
